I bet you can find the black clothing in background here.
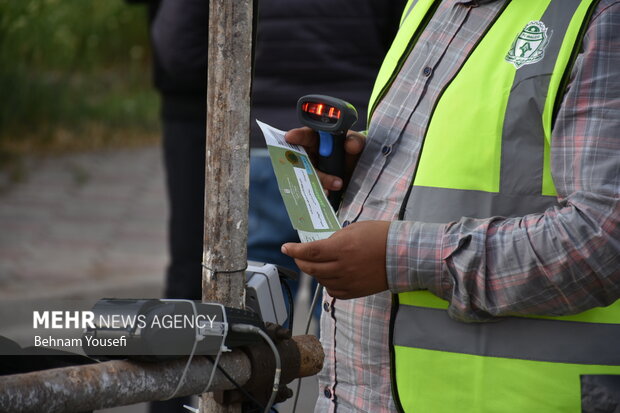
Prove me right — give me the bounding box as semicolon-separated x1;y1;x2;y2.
152;0;406;145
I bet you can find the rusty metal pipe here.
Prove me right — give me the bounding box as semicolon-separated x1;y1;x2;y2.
0;335;322;413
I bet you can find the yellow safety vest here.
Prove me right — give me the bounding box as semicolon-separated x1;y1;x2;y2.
367;0;620;411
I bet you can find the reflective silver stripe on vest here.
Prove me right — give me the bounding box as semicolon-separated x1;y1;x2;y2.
500;0;582;195
403;186;558;223
394;305;620;365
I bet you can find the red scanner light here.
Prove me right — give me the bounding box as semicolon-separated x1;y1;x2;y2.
301;102;341;121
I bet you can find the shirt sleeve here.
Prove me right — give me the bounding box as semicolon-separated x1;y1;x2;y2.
385;2;620;323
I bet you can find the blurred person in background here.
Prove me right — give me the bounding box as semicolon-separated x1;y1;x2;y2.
133;0;406;411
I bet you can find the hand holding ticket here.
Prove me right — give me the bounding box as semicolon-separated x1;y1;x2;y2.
256;120;341;242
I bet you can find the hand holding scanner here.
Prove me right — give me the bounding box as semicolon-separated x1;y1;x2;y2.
297;94;358;211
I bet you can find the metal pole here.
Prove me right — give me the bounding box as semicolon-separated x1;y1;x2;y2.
0;352;250;413
203;0;254;411
0;335;323;413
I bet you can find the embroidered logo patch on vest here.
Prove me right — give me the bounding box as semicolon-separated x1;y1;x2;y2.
506;21;552;69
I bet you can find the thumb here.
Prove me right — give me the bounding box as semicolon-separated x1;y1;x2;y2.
281;240;330;261
281;242;299;257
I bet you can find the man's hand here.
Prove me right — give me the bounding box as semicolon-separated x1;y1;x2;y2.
281;221;390;299
284;127;365;195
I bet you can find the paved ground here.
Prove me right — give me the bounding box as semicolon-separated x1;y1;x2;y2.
0;147;168;301
0;145;317;413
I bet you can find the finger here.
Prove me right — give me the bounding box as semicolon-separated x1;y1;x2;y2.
284;127;318;149
281;241;337;263
294;259;342;279
344;131;366;156
344;131;366;183
316;170;343;192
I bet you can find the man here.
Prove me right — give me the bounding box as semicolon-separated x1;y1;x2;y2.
283;0;620;411
148;0;404;411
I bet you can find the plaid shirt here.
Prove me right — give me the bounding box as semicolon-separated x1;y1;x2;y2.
315;1;620;412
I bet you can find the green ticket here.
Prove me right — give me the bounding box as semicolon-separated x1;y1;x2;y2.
256;120;341;242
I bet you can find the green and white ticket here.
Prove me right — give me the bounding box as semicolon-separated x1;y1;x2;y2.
256;120;341;242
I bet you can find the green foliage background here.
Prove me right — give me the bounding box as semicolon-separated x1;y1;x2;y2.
0;0;159;159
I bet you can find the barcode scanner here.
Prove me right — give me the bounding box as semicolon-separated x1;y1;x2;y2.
297;94;358;211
